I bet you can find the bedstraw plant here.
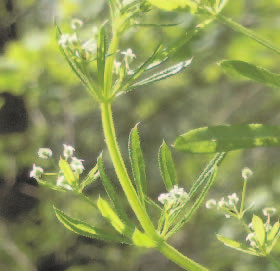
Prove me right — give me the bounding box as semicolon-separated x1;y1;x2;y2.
31;0;280;270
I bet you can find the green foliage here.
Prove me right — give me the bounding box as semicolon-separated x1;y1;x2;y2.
174;124;280;153
219;60;280;88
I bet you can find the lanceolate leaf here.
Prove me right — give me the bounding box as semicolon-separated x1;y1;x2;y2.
174;124;280;153
59;159;76;187
80;164;99;191
252;215;266;247
56;24;98;99
97;154;130;224
158;141;178;191
97;23;107;89
147;0;195;11
54;206;130;244
216;234;261;256
219;60;280;88
97;197;133;237
127;59;192;91
128;124;147;205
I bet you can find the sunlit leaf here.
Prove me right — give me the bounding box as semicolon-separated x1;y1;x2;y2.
132;229;157;248
268;221;280;242
127;59;192;91
97;197;132;236
80;164;99;191
128;123;147;205
59;159;76;187
158;141;178;191
97;154;130;224
174;124;280;153
219;60;280;88
252;215;266;247
54;206;130;243
216;234;261;256
146;0;195;11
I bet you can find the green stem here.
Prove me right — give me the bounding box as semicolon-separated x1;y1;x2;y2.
157;242;209;271
240;179;247;215
100;102;159;240
213;12;280;56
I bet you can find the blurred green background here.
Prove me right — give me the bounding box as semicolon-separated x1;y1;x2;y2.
1;0;280;270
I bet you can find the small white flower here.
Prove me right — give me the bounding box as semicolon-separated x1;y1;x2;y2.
158;193;170;205
242;167;253;181
71;18;83;30
58;33;78;48
218;197;228;209
121;48;136;72
263;207;277;217
169;185;189;202
205;199;217;209
63;144;75;159
113;60;122;74
246;232;258;247
228;193;239;206
82;39;96;53
70;157;85;174
30;164;44;179
38;148;53;159
248;222;253;229
56;175;73;191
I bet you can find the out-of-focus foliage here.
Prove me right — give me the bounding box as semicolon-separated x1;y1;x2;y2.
1;0;280;270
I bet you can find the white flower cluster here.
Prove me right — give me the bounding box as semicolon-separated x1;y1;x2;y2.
114;48;136;75
158;185;189;206
58;19;98;61
30;144;85;191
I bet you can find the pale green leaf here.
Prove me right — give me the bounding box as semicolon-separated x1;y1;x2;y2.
80;164;99;191
128;124;147;205
132;229;157;248
252;215;266;247
158;141;178;191
147;0;195;11
216;234;260;256
54;206;130;243
174;124;280;153
219;60;280;88
59;159;76;187
267;221;280;242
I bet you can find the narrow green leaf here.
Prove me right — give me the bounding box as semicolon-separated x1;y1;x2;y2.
97;154;130;224
219;60;280;88
132;228;157;248
189;152;226;198
97;23;107;89
216;234;260;256
56;24;97;99
80;164;99;191
174;124;280;153
146;0;196;11
97;197;132;237
121;44;167;93
54;206;130;243
268;221;280;242
128;59;192;91
158;141;178;191
252;215;266;247
59;159;76;187
128;124;147;205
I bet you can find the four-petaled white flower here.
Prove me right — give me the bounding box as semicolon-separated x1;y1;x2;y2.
30;164;44;179
262;207;277;217
70;157;85;174
205;199;217;209
63;144;75;159
38;148;53;159
71;18;83;30
242;167;253;181
228;193;239;206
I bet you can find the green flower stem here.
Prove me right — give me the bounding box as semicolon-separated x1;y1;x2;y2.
100;102;159;240
212;11;280;56
240;179;247;215
157;242;209;271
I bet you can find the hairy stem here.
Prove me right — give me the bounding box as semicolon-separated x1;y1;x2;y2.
100;102;159;240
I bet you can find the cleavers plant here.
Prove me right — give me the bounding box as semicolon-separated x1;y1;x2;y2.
31;0;280;270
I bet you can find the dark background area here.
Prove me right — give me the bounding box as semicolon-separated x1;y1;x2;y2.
1;0;280;270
